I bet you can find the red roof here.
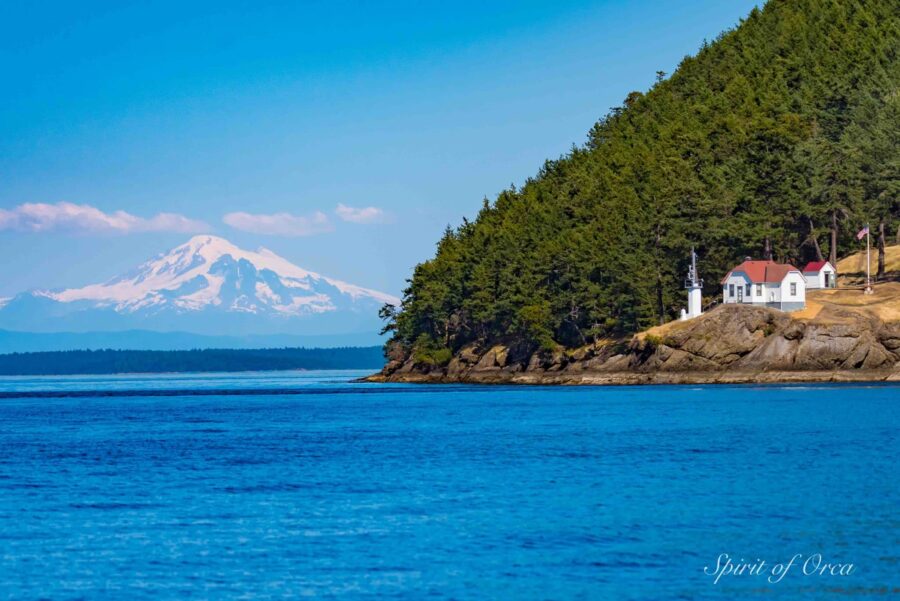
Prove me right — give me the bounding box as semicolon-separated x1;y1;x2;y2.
721;260;802;285
802;260;831;273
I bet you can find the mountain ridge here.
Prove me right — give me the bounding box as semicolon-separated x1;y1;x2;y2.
37;235;398;310
0;235;397;338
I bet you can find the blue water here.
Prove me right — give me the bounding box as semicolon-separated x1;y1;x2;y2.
0;371;897;599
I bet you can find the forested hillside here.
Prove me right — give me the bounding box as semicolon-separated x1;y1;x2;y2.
382;0;899;363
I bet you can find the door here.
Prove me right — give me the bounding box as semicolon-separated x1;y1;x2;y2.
737;287;743;302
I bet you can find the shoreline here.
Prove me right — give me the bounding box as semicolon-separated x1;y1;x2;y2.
372;291;900;388
364;369;900;386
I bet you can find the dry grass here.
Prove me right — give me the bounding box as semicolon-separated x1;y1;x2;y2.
790;299;823;320
836;243;900;274
636;314;699;341
806;282;900;322
637;281;900;339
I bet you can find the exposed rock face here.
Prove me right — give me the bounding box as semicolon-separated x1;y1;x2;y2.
371;300;900;385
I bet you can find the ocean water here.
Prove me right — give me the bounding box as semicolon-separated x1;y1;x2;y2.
0;371;896;600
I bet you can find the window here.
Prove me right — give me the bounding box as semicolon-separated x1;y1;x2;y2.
756;284;762;296
729;284;734;297
790;282;797;296
745;284;751;297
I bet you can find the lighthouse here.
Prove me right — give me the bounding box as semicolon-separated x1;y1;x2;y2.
682;247;703;320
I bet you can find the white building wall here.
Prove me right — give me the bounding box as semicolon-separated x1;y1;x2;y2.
723;267;806;311
723;273;767;305
779;272;806;310
804;265;836;289
723;274;750;304
749;281;767;304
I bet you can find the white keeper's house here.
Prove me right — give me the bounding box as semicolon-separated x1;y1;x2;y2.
802;260;837;289
721;258;806;311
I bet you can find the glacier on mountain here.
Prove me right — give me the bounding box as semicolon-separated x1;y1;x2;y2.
0;235;399;336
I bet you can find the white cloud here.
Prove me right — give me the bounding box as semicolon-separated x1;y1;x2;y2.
335;203;386;224
222;210;334;237
0;202;209;234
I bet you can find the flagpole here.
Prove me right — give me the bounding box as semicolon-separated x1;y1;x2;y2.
866;222;872;294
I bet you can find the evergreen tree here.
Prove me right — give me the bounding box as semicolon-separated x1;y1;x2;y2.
383;0;900;358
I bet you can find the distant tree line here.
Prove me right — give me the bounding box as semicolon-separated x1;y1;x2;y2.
381;0;900;364
0;347;384;375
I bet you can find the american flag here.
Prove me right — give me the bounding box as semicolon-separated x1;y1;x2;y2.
856;225;869;240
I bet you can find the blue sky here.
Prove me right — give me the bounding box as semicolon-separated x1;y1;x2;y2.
0;0;760;298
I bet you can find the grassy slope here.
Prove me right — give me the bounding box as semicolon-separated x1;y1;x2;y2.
640;281;900;343
837;244;900;274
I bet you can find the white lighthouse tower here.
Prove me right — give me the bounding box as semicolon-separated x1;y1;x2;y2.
682;247;703;320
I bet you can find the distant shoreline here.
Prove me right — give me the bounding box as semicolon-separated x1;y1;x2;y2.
0;347;384;376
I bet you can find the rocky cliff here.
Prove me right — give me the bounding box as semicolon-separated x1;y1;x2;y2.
369;285;900;385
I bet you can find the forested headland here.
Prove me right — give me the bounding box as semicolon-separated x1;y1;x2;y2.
0;347;384;375
381;0;899;367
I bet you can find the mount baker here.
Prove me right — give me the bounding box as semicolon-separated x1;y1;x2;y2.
0;235;399;338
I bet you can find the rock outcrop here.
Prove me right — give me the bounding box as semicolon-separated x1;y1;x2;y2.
369;287;900;385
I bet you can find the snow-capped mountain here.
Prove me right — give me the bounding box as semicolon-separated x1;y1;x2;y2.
0;235;399;337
